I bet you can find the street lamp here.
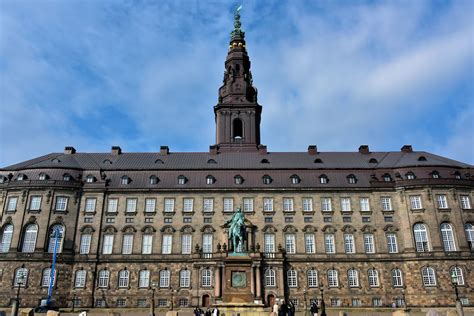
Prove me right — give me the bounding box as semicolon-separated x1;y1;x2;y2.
170;289;177;311
150;281;158;316
450;269;464;316
401;288;408;311
71;289;77;313
303;288;308;316
13;265;27;316
319;284;326;316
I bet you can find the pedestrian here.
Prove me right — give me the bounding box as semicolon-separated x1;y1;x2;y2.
212;306;219;316
310;301;319;316
288;301;295;316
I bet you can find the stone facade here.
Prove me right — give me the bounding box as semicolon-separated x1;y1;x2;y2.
0;11;473;313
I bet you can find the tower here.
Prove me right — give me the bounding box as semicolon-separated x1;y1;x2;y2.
213;8;263;152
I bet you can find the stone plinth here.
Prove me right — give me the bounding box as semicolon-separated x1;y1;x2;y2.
213;302;266;316
222;254;256;304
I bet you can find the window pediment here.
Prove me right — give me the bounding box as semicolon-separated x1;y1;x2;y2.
283;225;298;233
262;225;277;233
102;225;117;233
322;225;337;233
302;225;317;233
361;225;376;233
341;225;356;233
160;225;176;233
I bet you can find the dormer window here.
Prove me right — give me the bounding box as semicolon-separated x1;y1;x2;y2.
0;175;6;183
103;159;112;165
149;175;159;185
121;176;130;185
406;172;416;180
63;174;72;182
85;175;95;183
178;175;187;185
262;175;272;185
454;172;461;180
347;175;357;184
206;175;215;185
320;175;328;184
207;159;217;164
16;174;26;181
369;158;378;163
383;174;392;182
51;158;61;163
290;175;301;184
155;159;164;164
417;156;427;162
234;175;243;185
261;159;270;164
39;173;48;181
431;171;440;179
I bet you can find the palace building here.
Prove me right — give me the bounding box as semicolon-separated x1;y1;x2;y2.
0;10;473;313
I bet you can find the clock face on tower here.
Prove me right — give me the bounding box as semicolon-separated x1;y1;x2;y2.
231;271;247;288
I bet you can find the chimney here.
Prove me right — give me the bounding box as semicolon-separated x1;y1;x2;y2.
308;145;317;155
64;146;76;155
209;145;219;155
111;146;122;155
258;145;267;155
401;145;413;153
160;146;169;155
359;145;370;154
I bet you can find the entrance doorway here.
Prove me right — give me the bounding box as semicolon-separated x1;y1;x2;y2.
202;294;210;308
267;294;275;307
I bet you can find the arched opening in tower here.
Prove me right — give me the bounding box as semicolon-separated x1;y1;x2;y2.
233;118;243;139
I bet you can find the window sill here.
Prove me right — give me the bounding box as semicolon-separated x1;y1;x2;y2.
202;211;215;216
5;209;16;214
84;211;97;216
438;208;451;212
411;208;425;213
182;211;195;216
125;212;137;216
283;211;296;215
340;211;354;215
54;210;68;214
321;211;334;215
162;212;176;216
28;209;41;214
303;211;315;215
105;212;118;216
143;211;157;216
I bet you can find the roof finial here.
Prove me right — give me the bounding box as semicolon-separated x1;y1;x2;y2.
230;5;245;41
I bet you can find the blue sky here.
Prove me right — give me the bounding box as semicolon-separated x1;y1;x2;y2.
0;0;473;166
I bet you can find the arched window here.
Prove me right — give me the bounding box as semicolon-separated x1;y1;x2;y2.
319;175;328;184
75;269;87;288
406;172;416;180
63;174;72;181
347;269;359;288
368;269;379;287
450;266;464;286
98;270;110;288
422;267;436;286
139;270;150;288
41;268;55;287
369;158;378;163
160;269;170;288
39;173;48;180
290;175;301;184
177;175;187;185
234;175;244;185
454;171;461;179
206;175;215;185
180;269;191;288
347;174;357;184
382;174;392;182
431;171;440;179
80;232;92;254
265;269;276;287
413;223;430;252
314;158;323;164
22;224;38;253
85;175;95;183
465;223;474;250
233;119;243;139
201;268;212;287
307;269;318;288
417;156;427;161
440;223;456;252
120;176;130;185
48;224;65;253
327;269;338;287
0;224;13;253
13;267;28;287
149;175;158;185
16;174;26;181
391;269;403;287
118;269;129;288
287;269;297;288
262;175;272;185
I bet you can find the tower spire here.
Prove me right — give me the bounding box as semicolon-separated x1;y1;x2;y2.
212;8;263;152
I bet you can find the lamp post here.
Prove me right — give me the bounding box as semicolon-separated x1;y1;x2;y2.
13;265;26;316
71;289;77;313
303;288;308;316
170;289;175;311
319;284;326;316
450;269;464;316
150;281;158;316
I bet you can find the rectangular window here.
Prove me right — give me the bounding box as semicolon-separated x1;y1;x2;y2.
460;195;472;209
102;235;114;254
341;198;351;212
263;198;274;212
162;235;172;254
410;196;423;210
85;198;96;212
304;217;313;222
436;194;448;209
145;199;156;213
343;216;352;222
142;235;153;254
285;234;296;254
264;234;275;253
305;234;315;254
139;270;150;288
79;234;92;254
75;270;86;288
30;196;42;211
183;198;194;212
265;217;273;223
223;198;233;212
243;198;254;212
344;234;355;254
107;198;118;213
364;234;375;253
7;197;18;211
203;198;214;212
285;217;294;223
360;198;370;212
181;234;192;254
145;218;153;223
202;234;213;253
381;197;392;211
55;196;68;211
386;234;398;253
325;234;335;254
303;198;313;212
283;198;294;212
180;270;191;288
122;235;133;254
321;198;332;212
126;198;137;213
164;198;175;212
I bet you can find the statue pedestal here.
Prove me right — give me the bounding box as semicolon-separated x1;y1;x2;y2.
212;302;267;316
222;254;255;304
